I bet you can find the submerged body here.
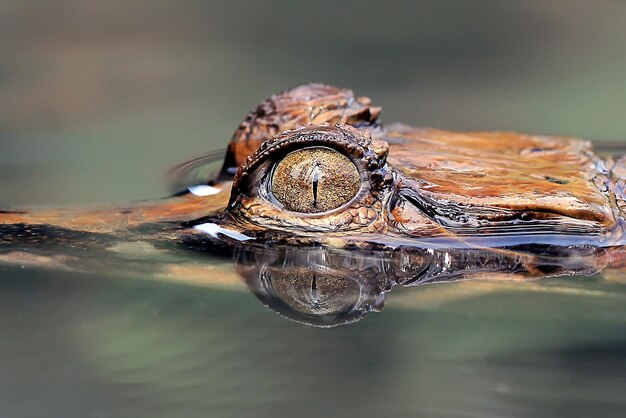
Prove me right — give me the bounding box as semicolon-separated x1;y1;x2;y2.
2;83;626;326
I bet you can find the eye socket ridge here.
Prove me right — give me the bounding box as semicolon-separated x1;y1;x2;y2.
267;146;363;214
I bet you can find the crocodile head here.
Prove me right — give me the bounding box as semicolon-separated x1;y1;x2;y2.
193;83;625;250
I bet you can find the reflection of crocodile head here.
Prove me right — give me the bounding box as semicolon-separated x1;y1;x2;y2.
233;243;606;327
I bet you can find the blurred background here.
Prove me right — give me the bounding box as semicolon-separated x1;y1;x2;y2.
1;2;626;418
1;0;626;205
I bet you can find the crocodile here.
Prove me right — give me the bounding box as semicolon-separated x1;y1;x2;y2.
2;83;626;326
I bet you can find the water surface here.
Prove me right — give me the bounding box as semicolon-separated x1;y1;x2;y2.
2;1;626;417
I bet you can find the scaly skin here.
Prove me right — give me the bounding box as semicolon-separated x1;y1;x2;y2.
214;85;626;250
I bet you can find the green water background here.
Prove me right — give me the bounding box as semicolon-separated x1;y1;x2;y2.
0;1;626;417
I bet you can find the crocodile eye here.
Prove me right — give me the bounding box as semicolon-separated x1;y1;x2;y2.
270;147;360;213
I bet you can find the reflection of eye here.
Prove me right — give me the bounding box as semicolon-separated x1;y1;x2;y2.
269;269;360;315
270;147;360;213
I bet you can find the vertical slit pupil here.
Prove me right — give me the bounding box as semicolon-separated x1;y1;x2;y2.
312;165;320;207
311;273;318;301
271;147;360;213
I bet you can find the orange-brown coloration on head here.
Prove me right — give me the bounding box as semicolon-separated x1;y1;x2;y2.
384;124;617;237
225;116;626;244
222;83;380;172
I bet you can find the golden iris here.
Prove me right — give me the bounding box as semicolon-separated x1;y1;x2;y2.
271;147;360;213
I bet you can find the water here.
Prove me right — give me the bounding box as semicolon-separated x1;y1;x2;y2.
1;256;625;417
1;217;625;417
2;1;626;417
